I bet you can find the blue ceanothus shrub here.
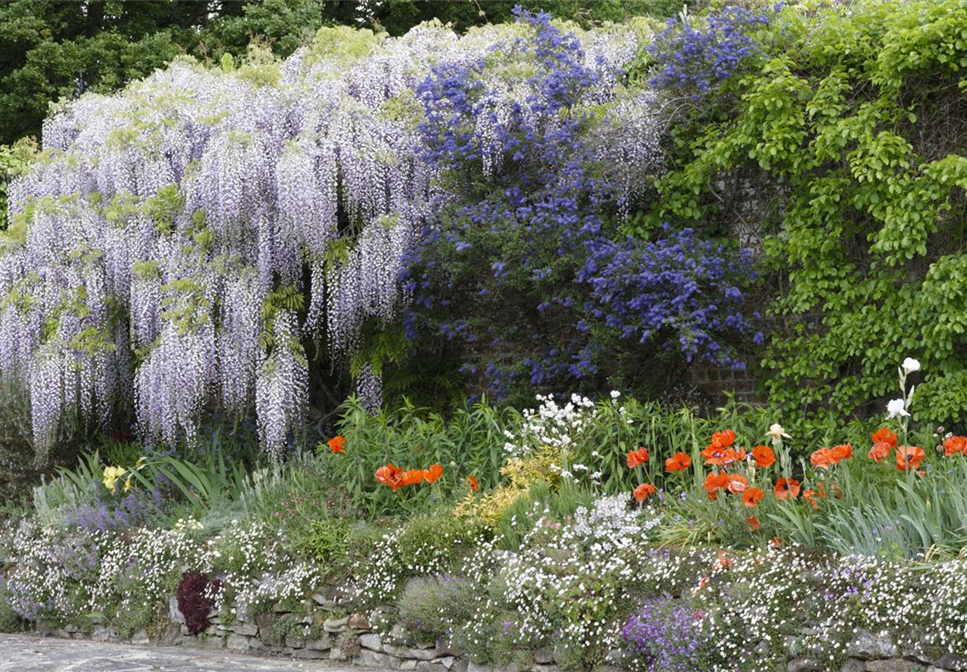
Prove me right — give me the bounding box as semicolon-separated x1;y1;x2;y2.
404;9;758;401
648;5;776;95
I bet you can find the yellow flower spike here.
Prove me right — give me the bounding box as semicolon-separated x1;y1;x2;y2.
124;476;133;493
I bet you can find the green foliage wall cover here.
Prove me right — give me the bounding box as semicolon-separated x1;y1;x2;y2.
652;0;967;423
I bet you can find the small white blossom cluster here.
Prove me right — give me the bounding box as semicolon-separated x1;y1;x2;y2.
354;522;477;609
504;393;597;457
233;561;321;619
1;517;322;628
2;519;205;626
387;498;663;667
691;548;967;671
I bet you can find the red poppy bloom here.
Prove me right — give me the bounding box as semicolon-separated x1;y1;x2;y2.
725;473;748;494
423;464;444;483
626;447;650;469
751;444;776;468
830;443;852;461
773;477;801;500
896;445;925;472
399;469;425;487
704;471;729;500
810;447;837;470
467;475;479;492
943;435;967;457
803;489;820;510
375;464;399;485
701;446;746;467
665;451;692;472
868;442;892;462
633;483;656;502
769;537;782;549
742;487;765;508
327;435;346;453
375;464;403;492
871;428;898;449
746;516;760;531
710;430;736;449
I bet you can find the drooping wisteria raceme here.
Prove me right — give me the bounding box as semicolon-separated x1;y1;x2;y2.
0;16;657;454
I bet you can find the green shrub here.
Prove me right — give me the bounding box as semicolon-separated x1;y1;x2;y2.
397;575;476;641
649;0;967;424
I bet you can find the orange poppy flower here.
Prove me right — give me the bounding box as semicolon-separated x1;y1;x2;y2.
626;447;650;469
633;483;656;502
943;435;967;457
665;451;692;472
702;446;746;467
773;477;800;500
704;471;729;500
327;435;346;453
710;429;736;449
714;550;732;569
868;442;892;462
725;473;748;494
896;445;925;472
769;537;782;549
742;487;765;508
815;482;841;501
375;464;399;485
810;447;837;470
746;516;760;531
375;464;403;492
467;475;479;492
399;469;425;487
830;443;852;461
871;428;898;449
422;463;444;483
803;489;820;509
751;445;776;468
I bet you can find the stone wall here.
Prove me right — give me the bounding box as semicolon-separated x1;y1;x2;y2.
28;592;967;672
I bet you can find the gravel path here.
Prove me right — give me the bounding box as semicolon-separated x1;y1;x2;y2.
0;634;374;672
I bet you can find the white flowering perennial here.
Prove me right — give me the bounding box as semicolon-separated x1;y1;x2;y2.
504;393;598;458
0;21;654;454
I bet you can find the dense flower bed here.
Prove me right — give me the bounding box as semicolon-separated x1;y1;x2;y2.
2;358;967;671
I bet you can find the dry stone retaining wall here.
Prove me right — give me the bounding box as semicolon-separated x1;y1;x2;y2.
27;592;967;672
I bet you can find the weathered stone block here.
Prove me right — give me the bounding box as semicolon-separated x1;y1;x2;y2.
787;659;822;672
384;644;438;661
840;659;866;672
256;613;282;646
357;649;400;669
348;613;371;631
360;633;383;651
306;633;332;651
866;661;922;672
848;631;899;660
226;633;251;650
324;616;349;632
935;654;967;672
231;622;259;637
